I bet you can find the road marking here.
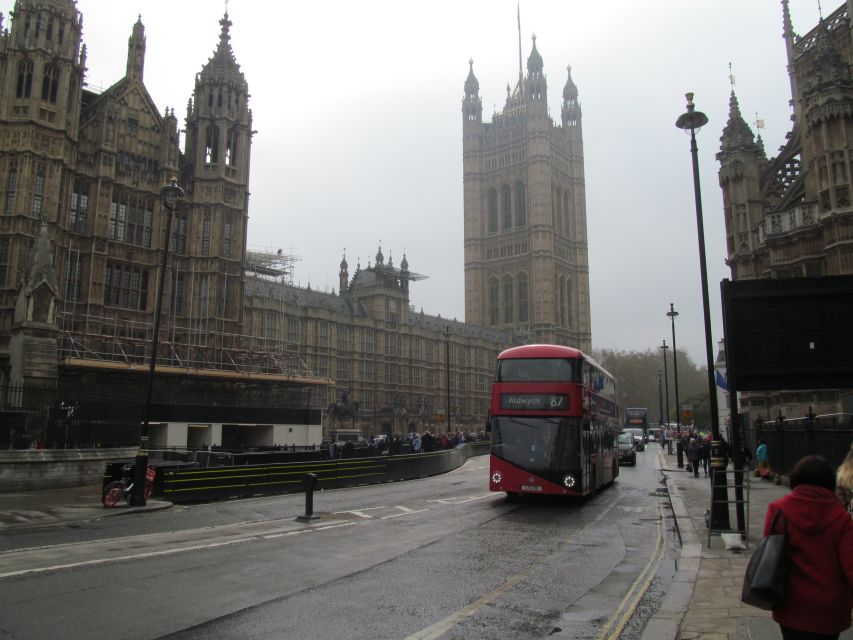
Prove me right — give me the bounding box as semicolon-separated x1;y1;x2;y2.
381;507;430;520
595;501;666;640
333;507;386;519
426;493;493;505
404;495;621;640
0;521;356;580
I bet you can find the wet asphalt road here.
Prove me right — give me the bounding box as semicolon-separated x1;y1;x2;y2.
0;447;676;639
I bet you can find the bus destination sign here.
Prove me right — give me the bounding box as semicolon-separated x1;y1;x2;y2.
500;393;568;411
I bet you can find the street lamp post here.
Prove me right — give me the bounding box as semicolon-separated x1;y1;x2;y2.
668;303;683;467
444;326;451;436
676;93;729;529
130;177;184;507
661;340;679;467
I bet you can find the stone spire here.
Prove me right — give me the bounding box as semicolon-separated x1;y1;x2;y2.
125;15;146;80
719;91;759;155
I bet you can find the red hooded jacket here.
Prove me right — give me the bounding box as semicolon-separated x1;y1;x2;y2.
764;484;853;634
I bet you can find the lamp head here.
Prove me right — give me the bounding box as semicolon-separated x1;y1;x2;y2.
675;92;709;133
161;176;185;211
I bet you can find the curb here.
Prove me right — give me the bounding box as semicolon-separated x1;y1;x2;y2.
638;448;700;640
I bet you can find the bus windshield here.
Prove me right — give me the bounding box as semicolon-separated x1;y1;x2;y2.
495;358;578;382
491;416;580;473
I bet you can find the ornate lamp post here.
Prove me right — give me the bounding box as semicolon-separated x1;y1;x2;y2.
676;93;729;529
444;325;451;435
130;177;184;506
667;304;681;429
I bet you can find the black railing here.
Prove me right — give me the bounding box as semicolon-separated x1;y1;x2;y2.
748;413;853;476
1;384;143;449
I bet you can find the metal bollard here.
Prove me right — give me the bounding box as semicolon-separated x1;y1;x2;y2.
297;472;320;521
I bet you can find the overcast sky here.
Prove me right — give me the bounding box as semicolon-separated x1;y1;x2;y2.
1;0;825;365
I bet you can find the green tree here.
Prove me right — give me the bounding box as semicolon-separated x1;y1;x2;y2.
592;347;710;428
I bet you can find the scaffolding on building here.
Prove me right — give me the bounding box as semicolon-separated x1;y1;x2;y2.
57;311;327;384
245;246;299;284
53;245;326;384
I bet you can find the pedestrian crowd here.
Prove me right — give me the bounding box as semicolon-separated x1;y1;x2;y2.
323;429;489;459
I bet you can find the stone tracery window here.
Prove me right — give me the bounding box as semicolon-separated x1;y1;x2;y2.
487;188;498;233
17;60;33;98
489;277;499;325
515;181;526;227
501;184;512;230
5;164;17;214
41;64;59;103
503;275;514;323
517;273;529;323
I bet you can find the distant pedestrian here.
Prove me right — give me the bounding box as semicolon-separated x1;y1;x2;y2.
761;455;853;639
688;438;702;478
836;445;853;516
701;437;711;477
756;439;770;480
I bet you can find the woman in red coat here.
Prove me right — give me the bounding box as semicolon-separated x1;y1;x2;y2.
763;455;853;639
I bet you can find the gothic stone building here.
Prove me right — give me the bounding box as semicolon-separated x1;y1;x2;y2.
243;248;514;438
462;36;592;351
717;0;853;423
0;1;515;447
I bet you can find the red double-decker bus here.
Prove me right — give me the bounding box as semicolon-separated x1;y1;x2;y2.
488;344;620;498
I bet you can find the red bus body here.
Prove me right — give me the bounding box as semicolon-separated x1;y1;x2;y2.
488;344;620;497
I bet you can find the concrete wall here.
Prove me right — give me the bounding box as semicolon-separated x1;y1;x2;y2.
0;448;138;491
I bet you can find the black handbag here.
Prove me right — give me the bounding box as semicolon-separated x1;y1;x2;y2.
741;510;789;610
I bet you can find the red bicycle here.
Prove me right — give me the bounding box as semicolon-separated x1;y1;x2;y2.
101;465;156;508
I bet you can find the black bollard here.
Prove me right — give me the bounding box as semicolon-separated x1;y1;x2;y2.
297;472;320;522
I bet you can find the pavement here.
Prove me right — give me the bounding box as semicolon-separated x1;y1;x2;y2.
0;482;172;530
645;444;853;640
0;447;850;639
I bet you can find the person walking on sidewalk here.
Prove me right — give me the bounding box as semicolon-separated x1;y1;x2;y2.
756;439;770;480
763;455;853;640
688;437;702;478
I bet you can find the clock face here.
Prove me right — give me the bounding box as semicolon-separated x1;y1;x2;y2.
389;300;396;310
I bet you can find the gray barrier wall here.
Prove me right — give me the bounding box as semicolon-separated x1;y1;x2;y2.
0;448;138;491
159;442;491;503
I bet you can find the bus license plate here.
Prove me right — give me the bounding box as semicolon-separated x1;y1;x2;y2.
521;484;542;492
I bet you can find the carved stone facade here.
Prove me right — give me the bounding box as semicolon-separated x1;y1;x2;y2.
717;1;853;420
462;36;591;351
0;1;251;387
243;249;515;437
0;1;516;442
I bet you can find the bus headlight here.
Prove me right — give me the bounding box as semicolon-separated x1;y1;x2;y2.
491;472;502;484
562;474;576;488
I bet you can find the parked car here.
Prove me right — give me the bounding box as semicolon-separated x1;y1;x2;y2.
617;432;637;466
624;427;646;451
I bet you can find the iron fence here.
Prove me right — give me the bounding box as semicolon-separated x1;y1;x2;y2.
748;413;853;476
1;384;142;449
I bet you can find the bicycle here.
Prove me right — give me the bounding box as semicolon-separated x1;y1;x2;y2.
101;464;156;508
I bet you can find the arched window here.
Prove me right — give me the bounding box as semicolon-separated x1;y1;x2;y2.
5;164;17;214
42;64;59;103
566;279;574;330
558;276;566;326
225;127;237;166
32;169;45;215
501;184;512;230
515;181;526;227
204;125;219;164
17;60;33;98
556;186;563;233
564;192;572;239
503;275;514;324
517;273;529;323
487;188;498;233
488;278;500;326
